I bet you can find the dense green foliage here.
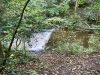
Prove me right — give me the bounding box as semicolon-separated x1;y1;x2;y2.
0;0;100;37
0;0;100;74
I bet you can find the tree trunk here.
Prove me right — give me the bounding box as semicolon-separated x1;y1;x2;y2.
0;41;4;58
74;0;78;13
0;0;30;72
0;41;5;66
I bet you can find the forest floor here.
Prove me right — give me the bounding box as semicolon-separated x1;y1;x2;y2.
36;51;100;75
2;51;100;75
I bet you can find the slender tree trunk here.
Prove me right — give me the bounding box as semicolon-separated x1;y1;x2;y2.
74;0;78;14
96;11;99;25
0;0;30;72
91;0;94;6
0;41;4;58
8;0;30;54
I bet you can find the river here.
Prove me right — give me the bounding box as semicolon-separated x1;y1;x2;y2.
11;27;100;54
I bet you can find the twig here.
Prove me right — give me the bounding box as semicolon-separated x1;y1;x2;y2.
55;52;69;63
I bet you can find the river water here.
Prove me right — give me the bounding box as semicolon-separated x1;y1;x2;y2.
11;27;99;54
12;28;55;53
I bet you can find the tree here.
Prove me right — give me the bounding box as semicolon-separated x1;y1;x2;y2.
0;0;30;72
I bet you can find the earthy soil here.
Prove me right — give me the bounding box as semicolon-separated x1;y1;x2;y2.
1;51;100;75
36;51;100;75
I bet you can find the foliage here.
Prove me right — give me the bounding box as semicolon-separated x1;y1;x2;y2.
31;70;38;75
43;17;68;28
0;0;100;38
0;50;38;74
84;0;100;25
46;28;100;55
0;0;100;74
45;0;70;17
52;35;100;55
54;42;83;55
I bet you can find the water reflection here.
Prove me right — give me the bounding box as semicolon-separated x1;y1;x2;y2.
46;28;92;49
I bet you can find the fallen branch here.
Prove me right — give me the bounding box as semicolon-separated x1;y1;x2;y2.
76;27;100;30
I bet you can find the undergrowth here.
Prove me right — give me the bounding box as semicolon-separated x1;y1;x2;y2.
0;50;38;75
48;35;100;55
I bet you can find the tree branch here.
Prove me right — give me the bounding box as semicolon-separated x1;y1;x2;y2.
0;0;30;72
8;0;30;53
